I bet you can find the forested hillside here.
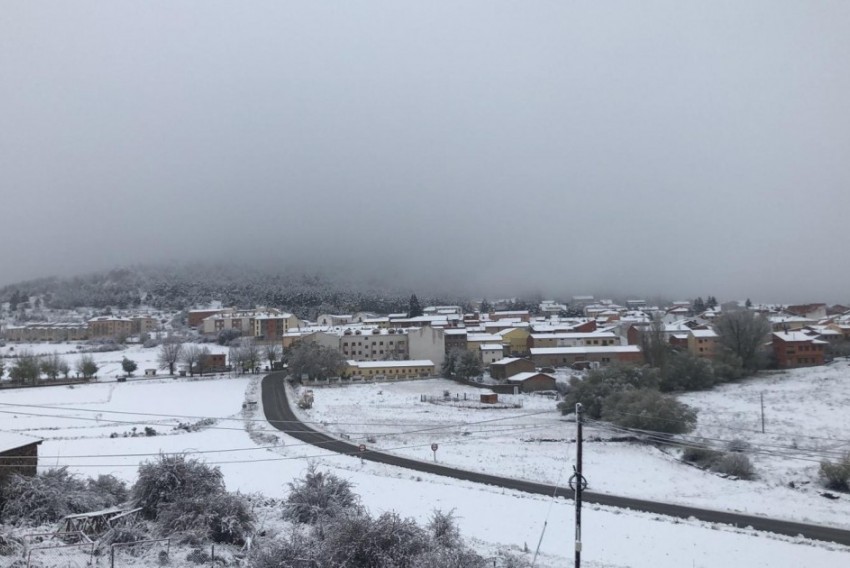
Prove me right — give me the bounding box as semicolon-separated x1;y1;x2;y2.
0;263;465;319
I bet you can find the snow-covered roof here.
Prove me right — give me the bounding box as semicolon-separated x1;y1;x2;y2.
467;333;503;342
773;331;828;344
506;372;555;383
531;331;616;339
349;360;434;369
480;343;504;351
492;357;522;366
689;329;718;338
768;315;813;324
444;329;468;336
530;346;641;355
0;431;42;453
253;312;294;320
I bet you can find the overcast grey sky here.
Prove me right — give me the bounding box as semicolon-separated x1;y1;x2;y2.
1;1;848;303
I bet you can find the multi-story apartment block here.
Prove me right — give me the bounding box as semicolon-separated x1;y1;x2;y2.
132;316;157;335
687;329;718;358
253;312;300;340
407;327;447;370
188;309;226;328
772;331;826;368
444;329;468;354
202;308;288;337
339;328;408;361
88;317;134;339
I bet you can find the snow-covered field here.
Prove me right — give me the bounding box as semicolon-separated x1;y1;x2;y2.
0;342;231;381
292;368;850;530
1;364;849;566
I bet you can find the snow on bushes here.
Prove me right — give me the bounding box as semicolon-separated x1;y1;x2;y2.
132;454;225;520
711;453;755;480
820;453;850;492
132;454;254;544
156;493;254;545
0;468;126;526
283;463;360;524
269;466;497;567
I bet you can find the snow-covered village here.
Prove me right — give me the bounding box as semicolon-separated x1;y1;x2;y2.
1;289;850;567
3;2;850;567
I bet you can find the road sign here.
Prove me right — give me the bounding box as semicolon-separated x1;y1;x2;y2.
431;443;439;451
358;444;366;452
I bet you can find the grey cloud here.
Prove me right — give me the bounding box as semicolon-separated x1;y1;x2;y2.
1;1;848;303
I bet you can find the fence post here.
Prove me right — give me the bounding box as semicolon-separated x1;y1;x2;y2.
111;544;115;568
211;543;215;563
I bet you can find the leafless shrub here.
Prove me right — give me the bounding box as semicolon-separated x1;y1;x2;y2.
820;453;850;492
711;453;755;479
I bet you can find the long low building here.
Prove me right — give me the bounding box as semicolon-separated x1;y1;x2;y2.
530;345;643;368
2;322;88;342
343;359;435;380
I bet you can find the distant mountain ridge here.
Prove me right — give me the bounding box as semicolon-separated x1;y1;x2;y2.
0;262;465;319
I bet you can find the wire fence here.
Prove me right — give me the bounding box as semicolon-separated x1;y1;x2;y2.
3;539;528;568
108;539;170;568
23;542;95;568
420;392;524;409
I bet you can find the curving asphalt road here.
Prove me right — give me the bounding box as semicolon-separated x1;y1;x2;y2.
261;372;850;546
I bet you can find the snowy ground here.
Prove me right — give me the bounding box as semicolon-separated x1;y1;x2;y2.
291;368;850;530
0;369;848;566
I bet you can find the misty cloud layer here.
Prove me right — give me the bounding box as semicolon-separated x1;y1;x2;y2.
2;2;848;302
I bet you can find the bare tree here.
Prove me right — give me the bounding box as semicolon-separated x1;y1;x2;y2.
40;352;64;380
181;345;205;377
264;343;282;370
715;310;771;371
196;346;212;376
240;339;261;374
229;344;247;375
288;341;346;381
158;338;184;376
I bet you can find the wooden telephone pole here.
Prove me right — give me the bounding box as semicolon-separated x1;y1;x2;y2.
574;403;585;568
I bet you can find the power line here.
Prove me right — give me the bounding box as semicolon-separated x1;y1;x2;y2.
0;408;557;461
0;422;549;462
595;408;850;456
0;431;539;469
598;407;850;446
583;419;833;465
0;401;557;432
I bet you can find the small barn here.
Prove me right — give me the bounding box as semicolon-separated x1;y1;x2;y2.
490;357;535;381
506;372;557;393
0;432;43;483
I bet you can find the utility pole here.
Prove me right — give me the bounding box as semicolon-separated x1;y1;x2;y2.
760;392;765;434
573;403;584;568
